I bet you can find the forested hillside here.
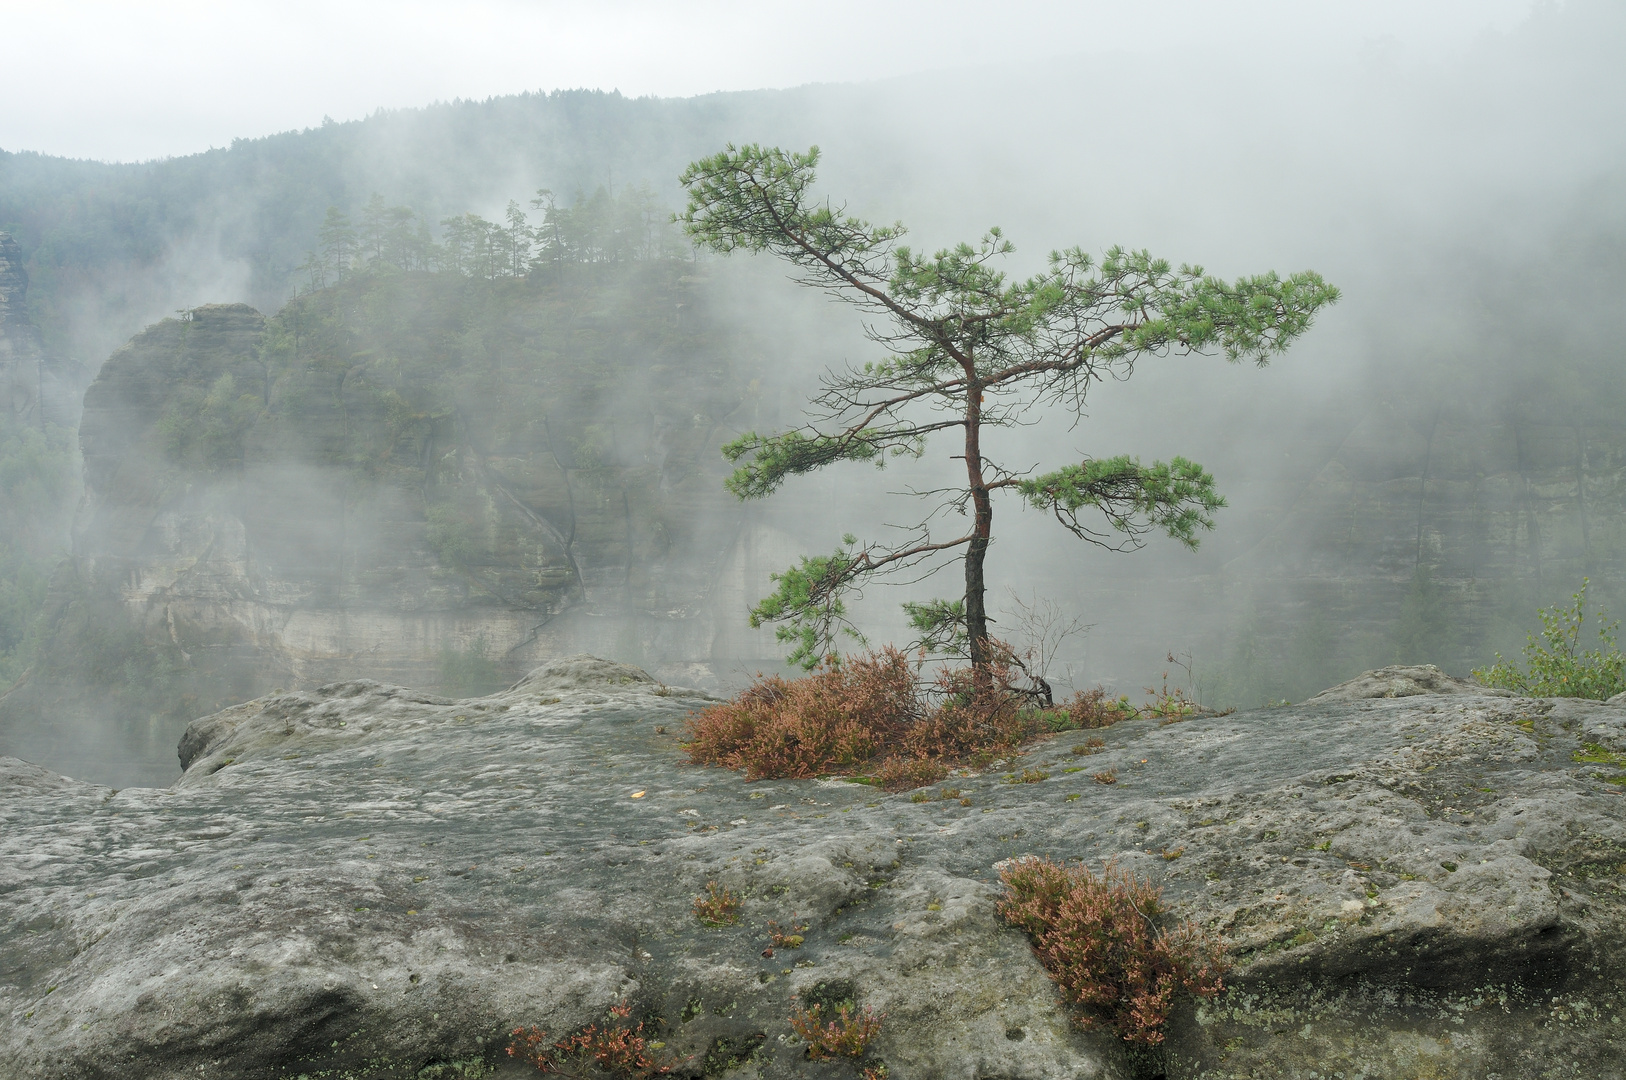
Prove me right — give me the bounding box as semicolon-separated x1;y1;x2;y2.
0;90;760;367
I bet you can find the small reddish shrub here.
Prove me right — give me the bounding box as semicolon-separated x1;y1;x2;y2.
997;857;1226;1045
768;920;807;948
873;754;949;791
790;1001;884;1059
693;880;742;926
509;1001;676;1077
1060;686;1139;728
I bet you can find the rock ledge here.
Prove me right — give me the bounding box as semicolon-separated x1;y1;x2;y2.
3;662;1623;1079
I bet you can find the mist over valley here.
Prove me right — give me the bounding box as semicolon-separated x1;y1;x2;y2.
4;3;1624;785
2;5;1625;1077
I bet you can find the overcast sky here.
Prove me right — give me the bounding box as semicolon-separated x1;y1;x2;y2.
6;0;1543;163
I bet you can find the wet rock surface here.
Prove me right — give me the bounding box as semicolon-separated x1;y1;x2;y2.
3;656;1625;1079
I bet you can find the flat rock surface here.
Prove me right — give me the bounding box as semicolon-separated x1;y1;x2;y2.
3;656;1625;1079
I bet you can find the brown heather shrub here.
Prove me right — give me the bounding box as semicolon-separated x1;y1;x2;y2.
874;754;949;791
683;649;919;780
1060;686;1140;728
768;920;807;948
684;647;1054;790
904;658;1032;760
997;857;1226;1046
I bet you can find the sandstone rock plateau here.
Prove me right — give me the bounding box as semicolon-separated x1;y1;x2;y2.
3;660;1624;1079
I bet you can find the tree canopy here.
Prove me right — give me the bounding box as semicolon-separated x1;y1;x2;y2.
680;144;1339;671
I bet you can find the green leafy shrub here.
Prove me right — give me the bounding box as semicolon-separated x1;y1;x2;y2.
1474;579;1626;699
997;857;1226;1045
1020;687;1140;734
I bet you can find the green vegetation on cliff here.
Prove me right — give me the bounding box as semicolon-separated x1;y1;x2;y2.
1474;579;1626;699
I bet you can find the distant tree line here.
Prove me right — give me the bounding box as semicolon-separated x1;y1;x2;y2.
298;183;683;290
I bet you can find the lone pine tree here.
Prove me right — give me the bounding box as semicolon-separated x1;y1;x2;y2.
680;145;1338;672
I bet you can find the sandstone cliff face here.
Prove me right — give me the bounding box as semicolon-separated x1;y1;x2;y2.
2;270;798;786
1235;395;1626;652
1;661;1622;1079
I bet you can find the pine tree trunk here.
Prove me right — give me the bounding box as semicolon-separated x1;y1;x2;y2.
963;375;992;671
965;511;991;668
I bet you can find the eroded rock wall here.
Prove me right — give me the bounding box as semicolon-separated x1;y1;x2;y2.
0;271;795;786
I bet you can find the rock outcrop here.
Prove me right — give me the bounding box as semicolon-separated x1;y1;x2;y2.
3;661;1623;1079
1;270;802;786
1306;663;1513;702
